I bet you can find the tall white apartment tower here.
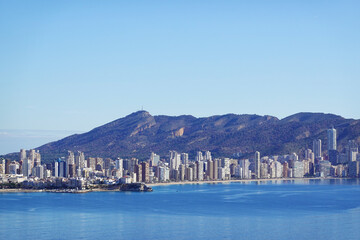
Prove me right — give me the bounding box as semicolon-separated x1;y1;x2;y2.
327;127;337;151
29;149;36;162
67;151;75;165
29;149;36;170
115;158;123;178
150;152;160;166
196;151;204;162
20;149;26;161
204;151;212;161
22;158;32;177
304;149;315;163
169;151;181;170
34;150;41;167
115;158;123;170
181;153;189;166
76;151;86;169
255;151;261;179
313;139;322;159
197;160;204;181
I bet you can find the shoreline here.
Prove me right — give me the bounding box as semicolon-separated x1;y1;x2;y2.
0;177;352;193
0;188;119;194
147;177;350;187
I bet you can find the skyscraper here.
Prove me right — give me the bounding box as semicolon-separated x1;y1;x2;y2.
135;164;142;182
196;151;204;162
20;149;26;162
213;159;219;180
29;149;36;162
255;151;261;179
67;151;75;164
34;150;41;167
150;152;160;166
304;149;315;163
181;153;189;166
186;167;193;181
293;161;304;178
88;157;96;171
179;164;185;181
196;160;203;181
169;151;180;170
239;159;250;179
141;162;149;183
54;161;59;177
346;140;359;162
115;158;123;171
204;151;212;161
328;129;339;165
207;160;214;180
35;165;44;179
327;127;337;151
0;158;5;175
221;158;231;180
75;151;85;171
59;160;67;178
313;139;322;161
9;162;19;174
22;158;32;177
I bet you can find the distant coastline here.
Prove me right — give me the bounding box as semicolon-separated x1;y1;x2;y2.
0;188;112;194
0;177;352;193
147;177;350;187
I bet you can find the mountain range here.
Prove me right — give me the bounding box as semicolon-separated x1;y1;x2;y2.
3;111;360;163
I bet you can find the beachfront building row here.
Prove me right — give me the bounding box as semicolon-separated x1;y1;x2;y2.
1;146;359;185
1;128;360;184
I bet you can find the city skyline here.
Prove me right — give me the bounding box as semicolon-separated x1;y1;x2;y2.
2;126;359;189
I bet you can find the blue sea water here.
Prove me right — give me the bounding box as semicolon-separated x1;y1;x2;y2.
1;179;360;240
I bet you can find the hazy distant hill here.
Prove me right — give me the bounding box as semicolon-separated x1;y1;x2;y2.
3;111;360;162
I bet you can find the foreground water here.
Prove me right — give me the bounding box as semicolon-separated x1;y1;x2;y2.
1;179;360;240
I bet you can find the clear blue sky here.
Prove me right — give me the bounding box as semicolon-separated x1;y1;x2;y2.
1;0;359;151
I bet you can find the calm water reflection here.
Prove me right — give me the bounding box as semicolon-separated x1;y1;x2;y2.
0;179;359;240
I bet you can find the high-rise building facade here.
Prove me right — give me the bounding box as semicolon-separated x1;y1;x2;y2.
135;164;142;182
150;152;160;166
304;149;315;163
35;165;44;179
255;151;261;179
327;127;337;151
196;151;203;162
213;159;219;180
75;151;85;170
346;140;358;162
22;159;32;177
293;161;304;178
196;160;204;181
141;162;149;183
181;153;189;166
0;159;5;175
204;151;212;161
34;150;41;167
169;151;180;170
313;139;322;162
20;149;26;162
9;162;19;174
239;159;250;179
207;160;214;180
